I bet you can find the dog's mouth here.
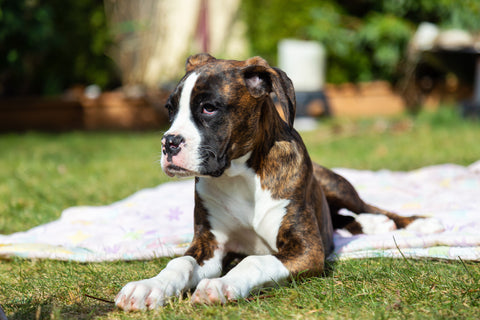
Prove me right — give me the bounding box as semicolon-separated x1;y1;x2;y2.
164;165;197;178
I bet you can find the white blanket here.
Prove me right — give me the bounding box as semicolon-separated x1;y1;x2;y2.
1;161;479;262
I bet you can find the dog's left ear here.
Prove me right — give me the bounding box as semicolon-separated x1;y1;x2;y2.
242;58;296;128
185;53;216;72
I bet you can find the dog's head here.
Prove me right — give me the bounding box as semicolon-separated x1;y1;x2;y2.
161;53;296;178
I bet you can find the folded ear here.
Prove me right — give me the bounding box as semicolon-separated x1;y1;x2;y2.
242;62;296;128
185;53;216;72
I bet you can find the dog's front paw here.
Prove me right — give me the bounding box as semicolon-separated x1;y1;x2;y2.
191;278;240;304
115;278;172;311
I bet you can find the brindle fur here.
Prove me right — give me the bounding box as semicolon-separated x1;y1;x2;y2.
184;183;219;265
178;53;418;278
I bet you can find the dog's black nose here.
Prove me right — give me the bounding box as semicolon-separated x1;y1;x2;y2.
163;134;185;157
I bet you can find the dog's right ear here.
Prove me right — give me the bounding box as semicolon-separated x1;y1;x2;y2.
242;60;296;128
243;65;272;99
185;53;216;72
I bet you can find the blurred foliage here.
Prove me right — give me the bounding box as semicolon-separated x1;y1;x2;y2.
0;0;119;96
241;0;480;84
2;0;479;96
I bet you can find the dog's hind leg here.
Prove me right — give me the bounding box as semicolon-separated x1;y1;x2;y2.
329;204;363;234
313;163;421;231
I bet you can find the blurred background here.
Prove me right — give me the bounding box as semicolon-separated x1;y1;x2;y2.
1;0;480;131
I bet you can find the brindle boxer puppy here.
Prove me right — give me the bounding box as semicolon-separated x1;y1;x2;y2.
115;54;422;311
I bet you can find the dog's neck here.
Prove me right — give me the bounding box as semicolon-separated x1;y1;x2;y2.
247;97;294;170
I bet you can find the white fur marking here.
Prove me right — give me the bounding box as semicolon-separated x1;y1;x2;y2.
161;72;202;175
353;214;445;235
406;218;444;234
197;155;289;255
169;72;199;133
191;255;290;304
355;213;397;234
253;176;290;251
115;250;224;311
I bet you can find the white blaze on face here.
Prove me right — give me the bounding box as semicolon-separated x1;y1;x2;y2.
161;73;202;176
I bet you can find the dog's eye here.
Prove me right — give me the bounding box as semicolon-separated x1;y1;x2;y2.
202;103;217;115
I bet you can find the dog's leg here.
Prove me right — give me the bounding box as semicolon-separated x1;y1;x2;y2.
191;255;290;304
313;164;421;231
191;208;327;304
115;247;224;311
190;243;326;304
329;204;364;234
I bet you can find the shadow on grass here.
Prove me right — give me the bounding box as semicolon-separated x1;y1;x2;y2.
7;298;115;320
323;259;337;278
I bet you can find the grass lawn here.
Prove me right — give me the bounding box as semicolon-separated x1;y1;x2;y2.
1;107;479;319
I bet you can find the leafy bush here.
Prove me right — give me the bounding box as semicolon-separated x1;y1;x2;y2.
0;0;119;96
2;1;479;95
241;0;480;84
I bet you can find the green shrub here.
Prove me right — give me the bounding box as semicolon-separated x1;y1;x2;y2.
0;0;119;96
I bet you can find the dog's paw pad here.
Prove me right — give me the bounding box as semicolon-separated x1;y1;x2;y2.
356;214;397;234
406;218;444;234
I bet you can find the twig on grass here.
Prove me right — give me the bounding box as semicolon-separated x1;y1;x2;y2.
84;294;115;304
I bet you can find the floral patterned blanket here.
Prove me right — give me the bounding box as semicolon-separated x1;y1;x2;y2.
1;161;479;262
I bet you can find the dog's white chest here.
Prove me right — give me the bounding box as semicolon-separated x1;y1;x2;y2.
196;157;290;255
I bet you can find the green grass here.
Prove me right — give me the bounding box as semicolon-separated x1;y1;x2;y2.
0;131;170;235
1;107;479;319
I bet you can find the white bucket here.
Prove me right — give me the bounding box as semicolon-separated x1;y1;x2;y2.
278;39;326;92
